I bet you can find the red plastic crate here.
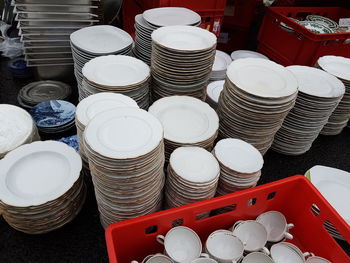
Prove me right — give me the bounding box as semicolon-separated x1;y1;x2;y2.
257;6;350;66
105;175;350;263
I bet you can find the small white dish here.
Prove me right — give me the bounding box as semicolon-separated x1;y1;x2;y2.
212;50;232;72
231;50;269;61
317;55;350;81
206;80;224;103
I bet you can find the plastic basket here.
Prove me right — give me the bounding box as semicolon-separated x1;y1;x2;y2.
105;175;350;263
257;6;350;66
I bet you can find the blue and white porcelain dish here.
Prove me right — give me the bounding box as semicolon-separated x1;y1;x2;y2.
55;135;79;152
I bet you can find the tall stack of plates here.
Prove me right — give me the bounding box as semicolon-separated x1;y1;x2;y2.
70;25;133;99
0;141;85;234
151;26;217;101
217;58;298;155
210;50;232;81
0;104;39;159
231;50;269;61
133;7;201;65
83;108;165;228
316;56;350;135
30;100;76;135
81;55;150;109
206;80;225;110
17;81;71;110
272;66;345;155
213;139;264;195
165;147;220;210
13;0;101;67
76;93;139;166
148;96;219;162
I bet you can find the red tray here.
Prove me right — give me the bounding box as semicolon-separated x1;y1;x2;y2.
257;6;350;66
105;175;350;263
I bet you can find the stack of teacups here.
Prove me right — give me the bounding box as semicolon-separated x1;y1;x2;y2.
165;147;220;211
213;139;264;196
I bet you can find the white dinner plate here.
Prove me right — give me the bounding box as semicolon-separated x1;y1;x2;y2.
306;165;350;224
318;55;350;81
0;141;82;207
226;58;298;98
231;50;269;61
207;80;225;103
143;7;201;27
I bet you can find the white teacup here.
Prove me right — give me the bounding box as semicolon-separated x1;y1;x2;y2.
241;252;275;263
256;211;294;242
306;256;331;263
271;242;314;263
156;226;206;263
232;220;269;254
132;254;174;263
191;258;218;263
205;229;244;263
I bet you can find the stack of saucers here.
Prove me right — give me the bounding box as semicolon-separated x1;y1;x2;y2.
0;141;84;234
76;92;139;165
0;104;39;159
148;96;219;162
151;26;217;101
70;25;133;99
17;81;71;110
30;100;76;134
316;56;350;135
206;80;225;110
272;66;345;155
217;58;298;155
210;50;232;81
134;7;201;65
81;55;150;109
165;147;220;211
213;138;264;195
83;108;165;228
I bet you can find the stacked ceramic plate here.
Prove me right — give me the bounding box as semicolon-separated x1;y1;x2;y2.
165;147;220;211
17;80;71;110
30;100;76;134
306;15;339;31
75;92;139;165
0;104;39;159
272;66;345;155
70;25;133;99
217;58;298;155
0;141;84;234
231;50;269;61
213;139;264;195
209;50;232;80
80;55;150;109
316;56;350;135
206;80;225;110
151;26;217;101
149;96;219;162
83;108;165;228
133;7;201;65
56;135;79;152
13;0;101;66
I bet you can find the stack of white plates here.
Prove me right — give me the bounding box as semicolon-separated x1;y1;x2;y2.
213;138;264;195
151;26;217;101
210;50;232;80
70;25;133;99
148;96;219;162
0;141;84;234
13;0;101;66
80;55;150;109
231;50;269;61
272;66;345;155
217;58;298;155
165;147;220;210
83;108;165;228
133;7;201;65
206;80;225;110
75;92;139;165
0;104;39;159
316;56;350;135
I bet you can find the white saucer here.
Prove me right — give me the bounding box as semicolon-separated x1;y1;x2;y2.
231;50;269;61
207;80;225;103
317;55;350;81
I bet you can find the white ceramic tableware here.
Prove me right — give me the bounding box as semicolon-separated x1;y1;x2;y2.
271;242;313;263
191;258;217;263
241;252;274;263
230;50;269;61
306;256;332;263
132;254;174;263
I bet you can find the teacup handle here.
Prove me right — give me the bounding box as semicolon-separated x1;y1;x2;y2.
156;235;165;245
260;247;270;255
287;223;294;230
284;232;293;240
303;252;315;259
200;253;210;258
233;220;244;229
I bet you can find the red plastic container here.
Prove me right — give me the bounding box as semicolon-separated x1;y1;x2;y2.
106;175;350;263
257;6;350;66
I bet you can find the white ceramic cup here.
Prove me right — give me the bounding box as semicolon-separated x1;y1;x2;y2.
205;229;244;263
191;258;218;263
256;211;294;242
156;226;207;263
306;256;332;263
271;242;314;263
132;254;174;263
232;220;269;255
241;252;275;263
